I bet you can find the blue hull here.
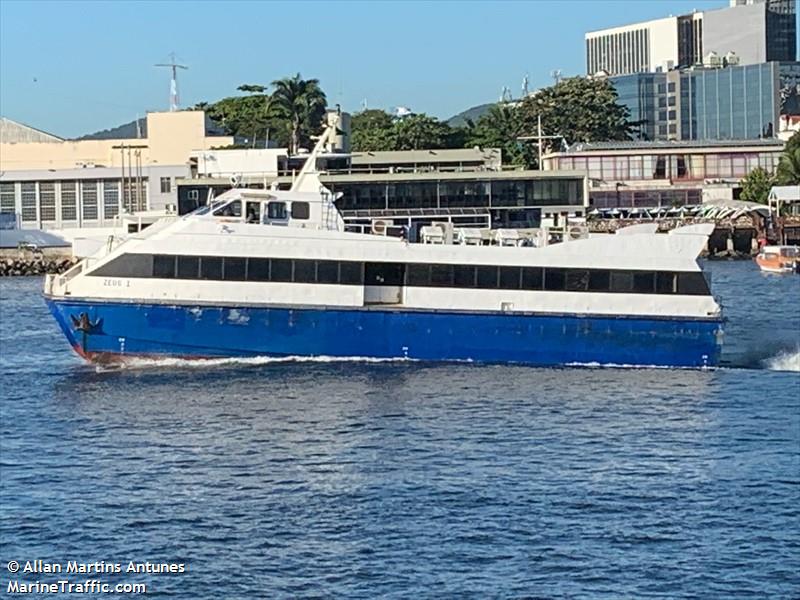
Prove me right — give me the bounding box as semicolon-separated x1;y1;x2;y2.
45;298;723;368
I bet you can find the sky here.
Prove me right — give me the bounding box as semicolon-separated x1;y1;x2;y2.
0;0;730;139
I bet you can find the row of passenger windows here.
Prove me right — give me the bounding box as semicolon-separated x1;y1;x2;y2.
89;254;710;296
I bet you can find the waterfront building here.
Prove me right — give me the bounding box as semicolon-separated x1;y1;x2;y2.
613;61;785;141
177;147;588;236
586;0;796;76
0;112;233;230
541;139;784;208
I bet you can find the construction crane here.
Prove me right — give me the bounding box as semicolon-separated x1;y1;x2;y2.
155;53;188;112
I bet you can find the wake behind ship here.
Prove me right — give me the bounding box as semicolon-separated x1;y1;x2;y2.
44;118;723;368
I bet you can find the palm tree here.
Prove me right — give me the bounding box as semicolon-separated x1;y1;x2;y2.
776;147;800;185
269;74;327;154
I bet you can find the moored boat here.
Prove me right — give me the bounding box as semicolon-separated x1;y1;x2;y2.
755;245;800;274
43;119;724;369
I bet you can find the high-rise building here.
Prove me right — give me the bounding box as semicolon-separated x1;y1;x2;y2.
586;0;796;76
611;62;783;142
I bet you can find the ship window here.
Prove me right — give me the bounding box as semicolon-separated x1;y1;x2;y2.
499;267;521;290
153;255;176;279
656;272;676;294
430;264;454;287
339;261;363;285
633;272;655;293
293;259;316;283
223;257;247;281
271;259;293;282
247;258;270;281
407;264;430;286
454;265;477;288
291;202;310;220
177;255;200;279
365;262;404;286
245;202;260;224
565;270;590;291
588;270;610;292
214;200;241;218
200;257;222;280
267;202;288;220
677;272;709;295
317;261;339;284
89;253;152;278
522;267;543;290
544;268;565;291
610;271;634;293
476;266;498;289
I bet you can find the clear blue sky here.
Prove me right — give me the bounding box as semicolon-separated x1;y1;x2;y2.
1;0;729;138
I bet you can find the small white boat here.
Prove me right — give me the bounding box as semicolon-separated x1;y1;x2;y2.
755;245;800;274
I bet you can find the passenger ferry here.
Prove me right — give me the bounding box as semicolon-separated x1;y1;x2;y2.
44;119;724;368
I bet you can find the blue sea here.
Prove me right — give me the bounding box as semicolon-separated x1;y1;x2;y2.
1;261;798;598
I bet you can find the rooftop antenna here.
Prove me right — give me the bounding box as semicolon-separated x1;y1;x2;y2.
155;53;188;111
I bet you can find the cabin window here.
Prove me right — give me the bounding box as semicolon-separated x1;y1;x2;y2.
522;267;543;290
454;265;477;288
177;256;200;279
214;200;241;218
291;202;310;220
223;257;247;281
90;253;153;278
588;270;610;292
407;264;430;287
339;262;364;285
267;202;288;220
294;259;316;283
499;267;522;290
656;272;676;294
476;266;498;289
270;259;293;282
430;264;454;287
633;272;655;294
200;257;223;280
565;270;590;292
245;202;260;224
677;272;709;295
247;258;270;281
365;262;404;286
153;255;177;279
317;261;339;284
544;268;566;291
610;271;634;293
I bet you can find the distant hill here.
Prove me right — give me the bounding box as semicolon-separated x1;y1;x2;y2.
76;113;228;141
447;102;495;128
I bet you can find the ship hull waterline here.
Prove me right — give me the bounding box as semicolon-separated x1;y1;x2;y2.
45;298;723;368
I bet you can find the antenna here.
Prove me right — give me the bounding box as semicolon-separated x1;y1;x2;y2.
522;74;529;97
550;69;563;84
155;53;188;111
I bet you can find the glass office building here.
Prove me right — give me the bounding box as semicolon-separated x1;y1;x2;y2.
680;62;780;140
611;62;781;141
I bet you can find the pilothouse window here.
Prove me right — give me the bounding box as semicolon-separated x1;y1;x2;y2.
214;200;241;218
291;202;310;220
267;202;288;220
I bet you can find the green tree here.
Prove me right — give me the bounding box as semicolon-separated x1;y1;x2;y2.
516;76;631;166
391;113;452;150
350;109;396;151
739;167;775;204
776;132;800;184
269;73;327;154
466;103;534;167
